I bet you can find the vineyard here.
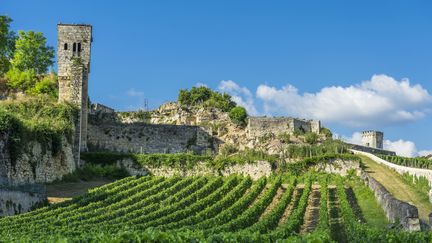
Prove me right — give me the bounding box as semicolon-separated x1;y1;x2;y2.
0;174;431;242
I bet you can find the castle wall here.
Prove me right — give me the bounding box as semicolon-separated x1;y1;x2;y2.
87;119;214;154
247;117;320;138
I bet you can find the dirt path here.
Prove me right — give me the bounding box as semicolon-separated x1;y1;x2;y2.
46;179;113;203
361;155;432;222
300;184;321;233
278;185;303;225
259;187;285;220
328;186;348;243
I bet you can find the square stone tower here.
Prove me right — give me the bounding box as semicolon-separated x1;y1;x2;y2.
361;131;384;149
57;24;92;152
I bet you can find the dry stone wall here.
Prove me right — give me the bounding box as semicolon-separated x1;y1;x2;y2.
359;170;421;231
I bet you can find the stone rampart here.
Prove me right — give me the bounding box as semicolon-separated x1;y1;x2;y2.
87;121;215;155
347;143;395;156
359;170;421;231
247;117;320;138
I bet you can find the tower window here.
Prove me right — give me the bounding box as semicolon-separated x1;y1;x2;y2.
73;43;77;52
78;43;81;52
64;43;68;50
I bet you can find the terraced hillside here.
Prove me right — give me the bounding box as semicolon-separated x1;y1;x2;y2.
0;174;431;242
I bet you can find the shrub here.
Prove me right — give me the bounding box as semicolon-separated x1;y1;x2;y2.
178;86;236;112
304;132;318;144
277;132;290;143
5;68;37;91
321;127;332;139
27;73;58;98
229;106;248;126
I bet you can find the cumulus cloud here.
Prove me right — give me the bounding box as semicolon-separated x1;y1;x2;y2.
218;80;258;115
255;75;431;127
343;132;431;158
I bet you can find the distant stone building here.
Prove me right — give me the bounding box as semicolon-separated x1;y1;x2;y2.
57;24;93;151
247;117;321;138
361;131;384;149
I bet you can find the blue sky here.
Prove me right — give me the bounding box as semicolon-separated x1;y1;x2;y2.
2;1;431;156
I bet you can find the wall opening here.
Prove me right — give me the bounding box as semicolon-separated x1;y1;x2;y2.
64;43;68;50
72;43;76;53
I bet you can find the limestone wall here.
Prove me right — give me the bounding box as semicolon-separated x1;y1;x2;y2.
313;159;360;176
115;158;272;180
247;117;320;138
87;122;215;155
359;170;421;231
0;183;46;216
0;132;77;185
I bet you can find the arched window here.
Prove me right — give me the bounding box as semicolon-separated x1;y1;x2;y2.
64;43;68;50
73;43;76;52
78;43;81;52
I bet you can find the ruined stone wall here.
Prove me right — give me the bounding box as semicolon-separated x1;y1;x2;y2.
87;121;214;154
247;117;320;138
0;183;46;216
0;132;77;185
359;170;421;231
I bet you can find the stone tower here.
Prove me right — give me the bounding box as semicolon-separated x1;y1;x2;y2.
57;24;92;152
361;131;384;149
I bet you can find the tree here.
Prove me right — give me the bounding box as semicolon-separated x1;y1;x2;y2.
0;16;16;76
10;30;54;74
229;106;248;126
304;132;318;144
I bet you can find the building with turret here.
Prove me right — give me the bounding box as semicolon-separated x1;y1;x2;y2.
361;130;384;149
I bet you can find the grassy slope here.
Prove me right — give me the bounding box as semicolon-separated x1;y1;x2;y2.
360;155;432;222
348;178;388;228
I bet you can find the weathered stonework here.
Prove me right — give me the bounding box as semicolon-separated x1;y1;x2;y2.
0;184;47;216
359;170;421;231
113;158;273;180
247;117;321;138
57;24;92;152
0;132;76;185
361;130;384;149
87;120;215;154
313;159;360;176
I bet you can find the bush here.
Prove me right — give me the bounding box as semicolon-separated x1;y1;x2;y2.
27;73;58;98
304;132;318;144
277;132;290;144
178;86;236;112
229;106;248;126
321;127;332;139
5;68;37;91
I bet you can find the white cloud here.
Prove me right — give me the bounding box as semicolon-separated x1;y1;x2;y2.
255;74;431;127
218;80;258;115
419;150;432;157
127;88;144;97
342;132;363;145
384;139;418;158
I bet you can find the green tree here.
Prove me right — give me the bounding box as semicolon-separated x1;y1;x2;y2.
10;30;54;74
0;16;16;76
229;106;248;126
304;132;318;144
5;67;37;91
27;72;58;98
321;127;333;139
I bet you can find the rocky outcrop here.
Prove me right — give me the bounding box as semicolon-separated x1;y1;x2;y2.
359;170;421;231
116;158;272;180
0;133;77;185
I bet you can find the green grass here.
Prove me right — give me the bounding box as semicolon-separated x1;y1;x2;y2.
347;177;388;228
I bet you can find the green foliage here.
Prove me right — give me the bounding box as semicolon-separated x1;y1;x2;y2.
304;132;318;144
5;68;37;91
27;73;58;98
0;16;16;76
178;86;236;112
379;154;432;169
228;106;248;126
320;127;333;139
117;110;152;123
284;139;349;159
214;148;279;169
400;173;431;202
10;30;54;74
285;154;361;175
0;97;77;163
